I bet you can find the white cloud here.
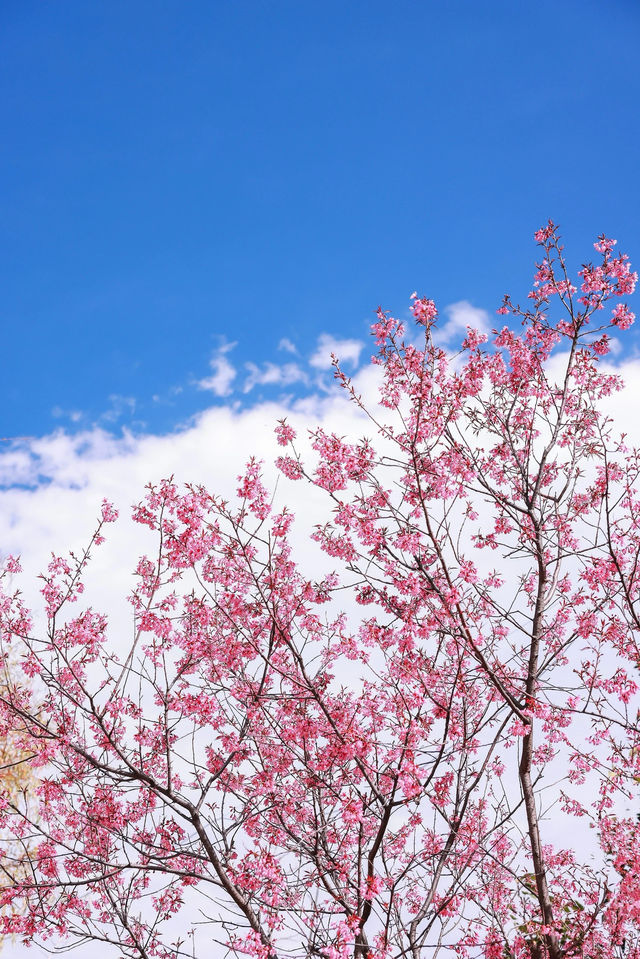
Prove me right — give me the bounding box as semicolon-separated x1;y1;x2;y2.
0;379;377;613
278;337;298;355
100;394;137;424
152;384;184;403
243;360;307;393
437;300;491;345
309;333;365;370
7;352;640;579
52;406;83;423
197;341;237;396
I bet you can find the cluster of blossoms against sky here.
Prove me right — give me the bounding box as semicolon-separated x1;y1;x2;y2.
0;224;639;959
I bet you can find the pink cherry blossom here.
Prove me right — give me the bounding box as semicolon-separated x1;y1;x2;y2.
0;223;639;959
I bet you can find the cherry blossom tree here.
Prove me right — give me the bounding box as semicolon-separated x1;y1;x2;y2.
0;223;639;959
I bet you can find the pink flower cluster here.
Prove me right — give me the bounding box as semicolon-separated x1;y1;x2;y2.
0;224;639;959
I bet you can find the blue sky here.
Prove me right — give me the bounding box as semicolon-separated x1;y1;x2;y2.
2;0;639;439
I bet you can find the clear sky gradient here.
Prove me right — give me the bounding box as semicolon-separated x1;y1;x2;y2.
2;0;639;439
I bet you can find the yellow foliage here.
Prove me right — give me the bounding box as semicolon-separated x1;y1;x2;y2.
0;661;38;950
